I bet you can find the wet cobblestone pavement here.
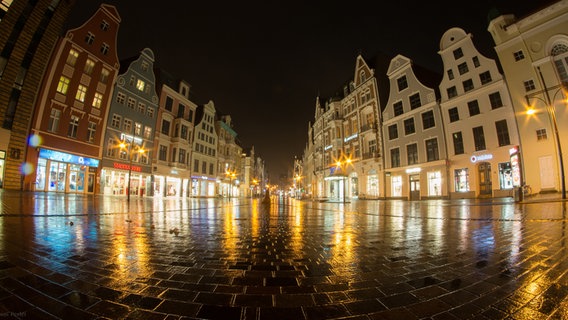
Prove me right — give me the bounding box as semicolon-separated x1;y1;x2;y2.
0;190;567;319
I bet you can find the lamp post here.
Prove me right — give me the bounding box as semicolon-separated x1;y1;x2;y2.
525;66;566;199
120;136;144;201
335;156;352;203
226;169;236;198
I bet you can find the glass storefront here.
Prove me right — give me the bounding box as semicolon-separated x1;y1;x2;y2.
367;173;379;197
101;168;149;197
499;162;514;189
428;171;442;196
34;149;99;193
392;176;402;197
455;168;470;192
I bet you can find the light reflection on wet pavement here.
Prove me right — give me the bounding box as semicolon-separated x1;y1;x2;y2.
0;190;567;319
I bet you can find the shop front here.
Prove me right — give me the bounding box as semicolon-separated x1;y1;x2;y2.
100;160;151;197
34;148;99;193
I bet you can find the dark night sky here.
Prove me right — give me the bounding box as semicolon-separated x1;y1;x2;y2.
67;1;554;181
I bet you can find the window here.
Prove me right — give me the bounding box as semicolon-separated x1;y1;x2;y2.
165;96;173;111
407;144;418;165
421;110;435;129
201;161;207;174
161;119;170;135
463;79;474;92
536;128;547;141
92;92;103;109
144;126;152;139
100;43;109;55
85;32;95;45
111;114;121;128
100;68;110;84
68;115;79;138
147;107;154;118
513;50;525;61
106;138;117;157
552;43;568;83
123;118;132;133
135;122;142;136
397;76;408;91
409;93;421;110
472;56;480;68
138;102;145;114
453;132;464;155
404;118;415;135
479;71;492;84
141;61;149;72
179;149;186;163
116;92;125;104
75;84;87;102
388;124;398;140
523;80;536;92
87;121;96;143
56;76;70;94
194;159;199;172
390;148;400;168
84;59;95;75
473;126;486;151
48;109;61;132
100;20;109;31
181;125;188;140
447;69;454;80
448;107;459;122
447;86;457;99
127;97;135;109
489;92;503;109
136;79;145;91
453;48;464;60
458;62;469;75
159;145;167;161
425;138;439;161
66;49;78;66
178;103;185;118
393;101;403;116
467;100;480;116
495;120;510;146
209;163;214;175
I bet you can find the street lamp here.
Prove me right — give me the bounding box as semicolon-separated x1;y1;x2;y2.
525;66;566;200
119;137;145;201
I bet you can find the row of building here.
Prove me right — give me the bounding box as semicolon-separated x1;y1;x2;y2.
296;1;568;201
0;2;267;197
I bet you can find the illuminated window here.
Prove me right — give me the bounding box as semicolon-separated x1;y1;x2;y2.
100;68;110;84
84;59;95;75
66;49;79;66
136;79;145;91
92;92;102;108
135;122;142;136
144;126;152;139
56;76;70;94
75;84;87;102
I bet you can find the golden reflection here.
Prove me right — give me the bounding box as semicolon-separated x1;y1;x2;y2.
221;201;239;262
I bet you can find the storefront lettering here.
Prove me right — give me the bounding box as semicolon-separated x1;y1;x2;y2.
113;162;142;172
470;153;493;163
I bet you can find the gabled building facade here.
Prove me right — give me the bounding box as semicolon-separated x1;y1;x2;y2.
215;114;241;197
489;0;568;197
25;4;120;193
153;71;197;197
438;27;520;198
0;0;76;190
100;48;158;197
382;55;446;200
190;100;218;197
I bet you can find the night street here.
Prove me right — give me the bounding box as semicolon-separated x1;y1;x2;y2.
0;191;567;319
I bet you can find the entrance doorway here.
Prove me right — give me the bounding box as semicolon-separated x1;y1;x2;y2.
478;162;492;196
409;174;420;200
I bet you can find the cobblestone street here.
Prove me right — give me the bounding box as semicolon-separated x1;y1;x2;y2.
0;190;567;319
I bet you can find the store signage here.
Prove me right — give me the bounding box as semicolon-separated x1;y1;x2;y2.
113;162;142;172
510;147;521;187
405;167;421;174
470;153;493;163
39;148;99;167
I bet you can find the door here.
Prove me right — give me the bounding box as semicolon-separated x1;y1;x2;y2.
539;156;555;189
478;162;492;196
409;174;420;200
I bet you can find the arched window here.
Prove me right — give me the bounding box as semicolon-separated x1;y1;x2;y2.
551;43;568;84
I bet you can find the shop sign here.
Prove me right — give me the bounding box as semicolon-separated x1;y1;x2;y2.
39;148;99;167
113;162;142;172
470;153;493;163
